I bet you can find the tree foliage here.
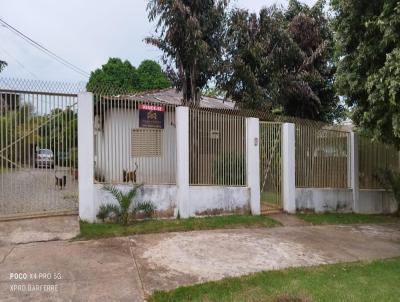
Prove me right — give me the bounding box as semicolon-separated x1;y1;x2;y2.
0;102;77;168
86;58;171;93
332;0;400;145
137;60;172;91
217;0;342;122
146;0;229;105
0;60;7;73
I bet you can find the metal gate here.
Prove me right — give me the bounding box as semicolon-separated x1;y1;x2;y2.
259;122;283;212
0;79;81;219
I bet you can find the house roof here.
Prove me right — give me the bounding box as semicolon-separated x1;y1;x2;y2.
125;88;235;110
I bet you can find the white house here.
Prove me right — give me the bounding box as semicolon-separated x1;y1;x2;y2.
93;89;235;185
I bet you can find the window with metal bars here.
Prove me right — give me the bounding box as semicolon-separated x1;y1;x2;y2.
131;129;162;157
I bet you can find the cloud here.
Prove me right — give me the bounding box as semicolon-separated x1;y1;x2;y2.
0;0;316;82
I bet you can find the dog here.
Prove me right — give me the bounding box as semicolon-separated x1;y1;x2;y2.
123;163;138;183
55;175;67;190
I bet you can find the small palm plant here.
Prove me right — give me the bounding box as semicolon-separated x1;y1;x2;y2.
101;184;143;225
135;201;157;218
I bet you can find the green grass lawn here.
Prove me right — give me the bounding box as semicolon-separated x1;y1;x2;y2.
297;213;400;225
149;257;400;302
77;215;280;240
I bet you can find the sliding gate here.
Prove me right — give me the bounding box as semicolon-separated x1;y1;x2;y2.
0;79;81;219
259;122;283;211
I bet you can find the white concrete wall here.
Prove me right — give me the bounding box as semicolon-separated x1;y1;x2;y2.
94;184;178;219
189;186;250;216
94;108;176;184
89;184;250;222
296;188;398;214
296;188;353;213
358;190;398;214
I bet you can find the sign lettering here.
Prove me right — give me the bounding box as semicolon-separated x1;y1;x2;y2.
139;104;165;129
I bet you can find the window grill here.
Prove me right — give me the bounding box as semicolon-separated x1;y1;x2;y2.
131;129;162;157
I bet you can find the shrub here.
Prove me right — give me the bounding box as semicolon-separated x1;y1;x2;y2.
96;204;110;222
101;184;143;225
96;204;120;222
135;201;157;218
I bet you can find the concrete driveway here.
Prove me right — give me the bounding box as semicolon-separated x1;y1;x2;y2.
1;223;400;301
0;167;78;216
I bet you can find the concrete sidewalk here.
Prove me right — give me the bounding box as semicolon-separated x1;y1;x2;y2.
1;223;399;301
0;215;80;245
0;238;145;302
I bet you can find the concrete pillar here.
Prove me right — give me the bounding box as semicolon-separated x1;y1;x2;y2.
176;106;191;218
78;92;95;222
246;118;260;215
350;131;360;213
282;123;296;213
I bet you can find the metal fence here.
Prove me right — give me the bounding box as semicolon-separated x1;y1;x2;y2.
0;78;80;217
93;94;177;185
359;136;399;189
259;122;282;208
189;108;247;186
295;125;351;188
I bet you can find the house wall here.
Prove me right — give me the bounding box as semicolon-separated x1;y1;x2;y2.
92;184;250;221
94;108;176;184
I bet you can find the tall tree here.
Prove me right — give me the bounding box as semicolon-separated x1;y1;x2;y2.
332;0;400;145
86;58;170;93
146;0;229;105
218;0;342;122
0;60;7;73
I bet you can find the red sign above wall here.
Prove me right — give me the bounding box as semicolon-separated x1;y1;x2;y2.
138;104;165;112
139;104;165;129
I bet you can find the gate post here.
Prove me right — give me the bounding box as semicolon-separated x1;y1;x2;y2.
176;106;191;218
282;123;296;213
78;92;95;222
246;118;260;215
350;131;360;213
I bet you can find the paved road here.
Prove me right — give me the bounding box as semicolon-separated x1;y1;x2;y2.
1;223;400;301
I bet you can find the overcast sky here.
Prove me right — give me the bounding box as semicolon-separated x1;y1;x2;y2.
0;0;316;83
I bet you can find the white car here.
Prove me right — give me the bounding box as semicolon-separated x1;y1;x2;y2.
35;149;54;169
